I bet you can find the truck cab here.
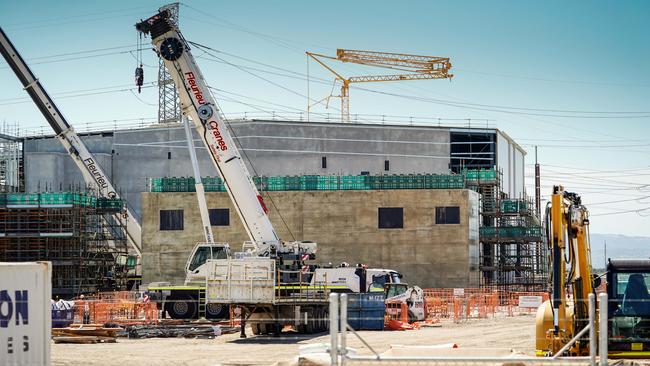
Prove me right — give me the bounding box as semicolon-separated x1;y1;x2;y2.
310;266;403;293
184;242;231;285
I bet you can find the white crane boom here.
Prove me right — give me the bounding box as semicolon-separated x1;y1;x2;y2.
182;116;214;244
136;10;282;256
0;27;142;256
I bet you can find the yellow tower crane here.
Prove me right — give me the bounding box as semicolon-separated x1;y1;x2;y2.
306;49;453;122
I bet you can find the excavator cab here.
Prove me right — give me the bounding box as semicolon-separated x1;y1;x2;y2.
607;259;650;356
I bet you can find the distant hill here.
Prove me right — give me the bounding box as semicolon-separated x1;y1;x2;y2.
589;233;650;270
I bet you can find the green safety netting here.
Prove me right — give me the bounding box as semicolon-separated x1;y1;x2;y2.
148;170;497;193
0;192;124;208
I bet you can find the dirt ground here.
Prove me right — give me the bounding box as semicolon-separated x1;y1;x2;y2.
51;314;536;366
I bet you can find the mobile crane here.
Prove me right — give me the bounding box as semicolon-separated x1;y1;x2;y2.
536;186;650;358
135;8;423;333
135;9;321;330
0;27;142;284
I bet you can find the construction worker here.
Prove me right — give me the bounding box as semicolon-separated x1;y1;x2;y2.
80;294;90;324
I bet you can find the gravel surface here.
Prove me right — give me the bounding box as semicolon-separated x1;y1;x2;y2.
51;314;536;366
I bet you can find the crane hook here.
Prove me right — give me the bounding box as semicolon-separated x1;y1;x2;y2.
135;64;144;93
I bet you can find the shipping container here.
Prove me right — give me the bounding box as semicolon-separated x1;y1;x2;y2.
347;292;386;330
0;262;51;366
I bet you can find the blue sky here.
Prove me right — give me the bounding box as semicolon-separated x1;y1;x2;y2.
1;1;649;236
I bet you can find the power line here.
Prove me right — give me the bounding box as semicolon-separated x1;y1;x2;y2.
352;89;650;119
0;47;146;70
2;5;151;28
454;68;650;89
528;164;650;174
0;83;157;106
586;196;650;206
190;41;376;123
3;8;149;32
194;45;649;118
591;207;650;217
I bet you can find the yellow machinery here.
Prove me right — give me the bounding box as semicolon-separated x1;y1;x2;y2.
536;186;650;358
306;49;452;122
536;185;594;356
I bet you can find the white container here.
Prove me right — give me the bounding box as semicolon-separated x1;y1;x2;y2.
1;262;51;366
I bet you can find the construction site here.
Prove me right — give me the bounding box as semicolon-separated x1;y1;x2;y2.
1;2;649;366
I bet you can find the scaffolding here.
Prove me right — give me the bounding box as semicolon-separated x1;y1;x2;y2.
0;191;129;298
468;171;549;292
0;122;23;193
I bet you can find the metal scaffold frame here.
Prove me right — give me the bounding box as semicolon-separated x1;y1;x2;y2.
0;121;23;193
0;190;129;297
468;169;549;292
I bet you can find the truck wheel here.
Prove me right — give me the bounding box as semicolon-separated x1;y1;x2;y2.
258;323;269;335
323;308;329;331
319;307;327;332
251;323;260;335
206;304;229;320
306;309;318;334
165;295;197;319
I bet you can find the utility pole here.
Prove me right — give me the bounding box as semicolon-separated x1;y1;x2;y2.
535;146;541;218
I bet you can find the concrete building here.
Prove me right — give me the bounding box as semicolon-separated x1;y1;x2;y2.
141;189;480;288
19;119;529;288
22;119;527;219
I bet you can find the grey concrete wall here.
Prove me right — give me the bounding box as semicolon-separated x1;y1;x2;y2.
141;189;480;289
24;120;453;219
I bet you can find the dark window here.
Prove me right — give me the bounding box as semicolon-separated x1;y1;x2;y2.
160;209;184;230
436;206;460;224
209;208;230;226
378;207;403;229
384;160;390;171
167;151;172;159
321;156;327;169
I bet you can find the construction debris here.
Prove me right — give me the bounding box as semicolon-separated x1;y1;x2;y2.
52;324;122;344
126;324;239;339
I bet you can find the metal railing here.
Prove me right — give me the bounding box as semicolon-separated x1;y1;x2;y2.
14;112;496;138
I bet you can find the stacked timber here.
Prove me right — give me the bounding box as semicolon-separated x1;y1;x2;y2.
52;324;122;344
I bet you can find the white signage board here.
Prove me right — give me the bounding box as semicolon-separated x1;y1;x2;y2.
1;262;51;366
453;288;465;297
518;295;543;308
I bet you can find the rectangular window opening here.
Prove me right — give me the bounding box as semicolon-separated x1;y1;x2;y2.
160;209;184;231
321;156;327;169
384;160;390;171
209;208;230;226
436;206;460;224
378;207;403;229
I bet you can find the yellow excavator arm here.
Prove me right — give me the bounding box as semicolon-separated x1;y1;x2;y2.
536;185;594;356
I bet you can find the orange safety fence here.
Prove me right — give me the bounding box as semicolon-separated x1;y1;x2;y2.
73;292;159;326
421;288;549;323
